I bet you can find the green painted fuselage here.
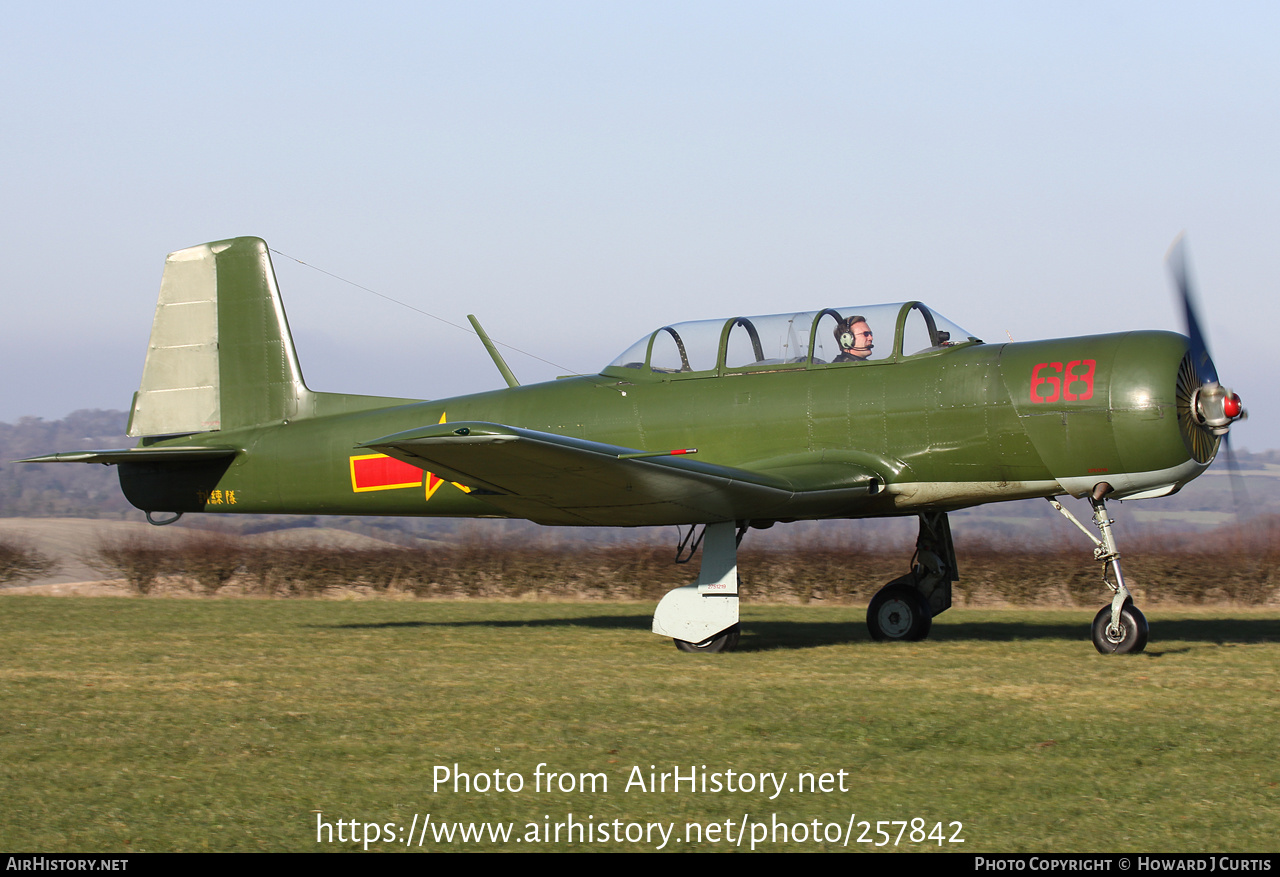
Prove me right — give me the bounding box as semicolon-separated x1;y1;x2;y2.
118;327;1204;526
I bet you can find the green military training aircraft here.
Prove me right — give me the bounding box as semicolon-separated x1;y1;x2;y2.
22;236;1246;654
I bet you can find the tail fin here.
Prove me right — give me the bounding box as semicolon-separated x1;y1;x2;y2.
127;237;311;437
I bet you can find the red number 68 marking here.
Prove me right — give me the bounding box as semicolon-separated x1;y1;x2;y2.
1031;359;1095;403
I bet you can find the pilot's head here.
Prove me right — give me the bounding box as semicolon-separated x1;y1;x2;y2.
836;316;873;359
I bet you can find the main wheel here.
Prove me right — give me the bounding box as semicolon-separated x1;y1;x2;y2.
1091;602;1149;654
673;624;741;653
866;583;933;642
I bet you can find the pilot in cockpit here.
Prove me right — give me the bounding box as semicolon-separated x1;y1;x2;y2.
833;316;874;362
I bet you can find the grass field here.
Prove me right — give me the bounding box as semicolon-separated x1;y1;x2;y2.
1;597;1277;853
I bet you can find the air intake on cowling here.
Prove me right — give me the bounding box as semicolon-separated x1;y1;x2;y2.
1175;352;1218;464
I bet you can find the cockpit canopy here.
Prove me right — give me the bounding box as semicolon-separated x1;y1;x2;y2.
604;302;979;378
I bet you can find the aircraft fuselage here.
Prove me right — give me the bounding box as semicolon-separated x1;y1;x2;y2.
117;328;1204;525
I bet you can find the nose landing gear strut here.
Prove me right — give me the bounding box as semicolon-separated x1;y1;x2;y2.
1049;483;1149;655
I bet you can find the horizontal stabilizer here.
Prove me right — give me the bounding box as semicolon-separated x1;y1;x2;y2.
16;446;240;465
360;421;880;526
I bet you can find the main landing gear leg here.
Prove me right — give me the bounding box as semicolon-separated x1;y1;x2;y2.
1048;483;1149;655
866;511;956;642
653;521;743;653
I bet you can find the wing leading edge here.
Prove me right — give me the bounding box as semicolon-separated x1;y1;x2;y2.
359;421;882;526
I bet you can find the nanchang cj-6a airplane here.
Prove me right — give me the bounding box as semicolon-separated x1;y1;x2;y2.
24;236;1246;655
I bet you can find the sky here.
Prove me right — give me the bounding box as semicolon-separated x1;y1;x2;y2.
2;2;1276;447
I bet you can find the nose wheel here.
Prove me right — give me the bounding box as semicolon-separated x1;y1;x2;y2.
1090;600;1149;654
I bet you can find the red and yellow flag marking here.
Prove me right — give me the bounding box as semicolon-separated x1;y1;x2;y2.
349;454;424;492
348;412;470;501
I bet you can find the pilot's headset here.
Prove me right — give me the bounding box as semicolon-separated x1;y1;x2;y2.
836;315;869;352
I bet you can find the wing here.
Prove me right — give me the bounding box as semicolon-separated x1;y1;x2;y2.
359;421;883;526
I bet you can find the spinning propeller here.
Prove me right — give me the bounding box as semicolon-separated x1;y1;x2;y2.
1166;235;1247;487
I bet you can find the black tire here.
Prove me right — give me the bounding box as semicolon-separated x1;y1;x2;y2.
1091;602;1149;654
866;583;933;642
673;624;741;653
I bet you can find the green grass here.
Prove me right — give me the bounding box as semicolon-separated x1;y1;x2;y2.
1;597;1277;852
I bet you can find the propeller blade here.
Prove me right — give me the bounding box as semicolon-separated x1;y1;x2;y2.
1222;432;1254;526
1166;234;1218;385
